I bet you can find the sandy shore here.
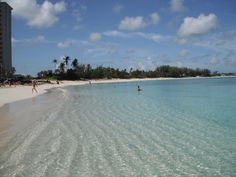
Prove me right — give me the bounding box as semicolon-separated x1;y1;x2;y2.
0;78;163;108
0;80;85;108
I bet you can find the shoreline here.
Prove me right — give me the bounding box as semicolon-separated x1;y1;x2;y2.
0;78;155;107
0;76;235;108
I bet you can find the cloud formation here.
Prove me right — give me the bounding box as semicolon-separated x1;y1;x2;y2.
5;0;66;28
119;16;147;31
89;33;102;42
171;0;185;12
118;12;160;31
178;13;218;37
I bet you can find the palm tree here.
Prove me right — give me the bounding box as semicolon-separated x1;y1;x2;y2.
62;56;70;73
53;59;58;70
129;67;133;73
71;58;78;69
85;64;92;79
63;56;70;66
59;63;65;73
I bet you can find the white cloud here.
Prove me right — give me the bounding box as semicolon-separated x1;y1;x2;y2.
118;12;160;31
150;13;160;24
147;34;162;42
5;0;66;28
57;40;72;48
89;32;102;42
171;0;185;12
119;16;147;31
178;13;218;37
113;4;124;14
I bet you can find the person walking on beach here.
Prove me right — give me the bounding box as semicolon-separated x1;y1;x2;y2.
32;80;38;93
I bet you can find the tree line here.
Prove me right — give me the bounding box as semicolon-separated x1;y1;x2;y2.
36;56;214;80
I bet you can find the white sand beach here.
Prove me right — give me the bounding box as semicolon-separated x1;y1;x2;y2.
0;81;86;108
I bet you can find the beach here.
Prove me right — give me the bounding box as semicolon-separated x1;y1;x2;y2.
0;80;86;108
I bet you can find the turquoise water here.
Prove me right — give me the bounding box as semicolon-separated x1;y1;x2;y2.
0;78;236;176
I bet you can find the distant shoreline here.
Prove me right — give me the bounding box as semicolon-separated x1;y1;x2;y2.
0;76;235;108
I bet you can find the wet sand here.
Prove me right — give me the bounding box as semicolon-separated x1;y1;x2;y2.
0;90;60;150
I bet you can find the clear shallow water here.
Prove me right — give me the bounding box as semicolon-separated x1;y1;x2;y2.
0;78;236;177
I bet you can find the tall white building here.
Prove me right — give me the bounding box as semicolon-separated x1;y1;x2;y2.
0;2;12;73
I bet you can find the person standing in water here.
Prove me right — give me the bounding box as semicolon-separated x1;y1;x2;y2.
32;80;38;93
137;85;142;92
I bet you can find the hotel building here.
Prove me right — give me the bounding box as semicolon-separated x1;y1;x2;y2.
0;2;12;73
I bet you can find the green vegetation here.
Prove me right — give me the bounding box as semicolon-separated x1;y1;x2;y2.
37;56;215;80
1;55;235;81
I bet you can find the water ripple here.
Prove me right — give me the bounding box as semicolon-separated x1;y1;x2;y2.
1;82;236;177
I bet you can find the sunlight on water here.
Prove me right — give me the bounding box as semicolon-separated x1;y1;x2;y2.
0;78;236;176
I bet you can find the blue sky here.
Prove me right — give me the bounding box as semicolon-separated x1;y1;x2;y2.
4;0;236;75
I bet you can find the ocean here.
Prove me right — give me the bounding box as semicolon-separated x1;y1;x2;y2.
0;77;236;177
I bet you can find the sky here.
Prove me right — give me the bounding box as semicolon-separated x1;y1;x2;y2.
3;0;236;75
